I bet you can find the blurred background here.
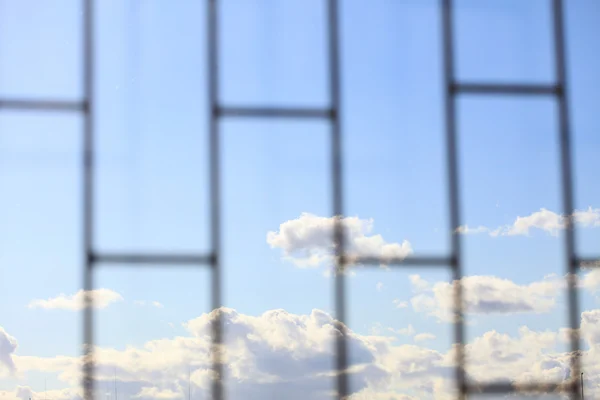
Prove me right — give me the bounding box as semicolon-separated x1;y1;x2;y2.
0;1;599;399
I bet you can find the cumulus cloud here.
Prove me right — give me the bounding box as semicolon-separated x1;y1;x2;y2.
414;333;436;342
409;274;565;321
454;225;489;235
389;325;416;337
27;289;123;311
393;299;408;309
0;327;18;375
133;387;180;399
267;213;413;268
456;206;600;237
407;270;600;322
0;386;82;400
5;307;600;400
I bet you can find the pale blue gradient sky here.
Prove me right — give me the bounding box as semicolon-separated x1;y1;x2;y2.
0;0;600;397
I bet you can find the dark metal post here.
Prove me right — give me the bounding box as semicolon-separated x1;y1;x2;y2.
207;1;224;400
551;1;582;399
327;0;347;399
82;1;95;400
441;0;466;398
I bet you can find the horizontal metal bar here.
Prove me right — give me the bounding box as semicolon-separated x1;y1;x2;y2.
352;255;453;267
452;82;560;96
217;106;333;119
90;252;214;266
466;381;572;395
0;99;86;112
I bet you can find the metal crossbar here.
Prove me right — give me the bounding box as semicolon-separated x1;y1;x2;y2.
0;1;584;399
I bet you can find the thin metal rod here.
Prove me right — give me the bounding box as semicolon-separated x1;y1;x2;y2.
581;372;584;399
207;1;224;400
0;99;86;112
217;106;333;119
353;255;453;267
441;1;466;399
82;1;95;400
91;253;214;266
467;381;571;395
453;82;559;96
552;1;581;399
327;0;347;399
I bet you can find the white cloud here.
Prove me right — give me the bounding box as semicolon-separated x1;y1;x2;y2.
28;289;123;311
0;327;17;376
5;306;600;400
389;325;415;336
152;301;164;309
410;275;564;321
133;387;181;399
454;225;489;235
267;213;413;268
456;206;600;237
409;270;600;322
409;275;430;292
0;386;82;400
393;299;408;309
414;333;436;342
376;282;384;292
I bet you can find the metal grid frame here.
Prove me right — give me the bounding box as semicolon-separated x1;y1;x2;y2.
0;0;590;399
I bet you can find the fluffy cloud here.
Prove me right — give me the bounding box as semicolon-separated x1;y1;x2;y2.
133;387;181;399
0;386;82;400
393;299;408;309
0;327;17;375
408;274;565;321
4;306;600;400
27;289;123;311
456;206;600;237
267;213;413;268
406;271;600;322
414;333;436;342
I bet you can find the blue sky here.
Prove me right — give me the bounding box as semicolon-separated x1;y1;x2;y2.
1;1;600;399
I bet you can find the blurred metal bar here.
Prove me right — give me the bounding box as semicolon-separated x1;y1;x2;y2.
327;0;347;399
207;1;224;400
81;0;95;400
467;381;571;395
217;106;333;119
91;253;214;266
452;82;559;96
552;1;582;399
0;99;86;112
354;255;452;267
441;1;467;399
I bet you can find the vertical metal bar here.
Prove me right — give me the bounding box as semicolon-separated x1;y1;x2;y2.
82;1;95;400
441;1;466;399
552;1;581;399
207;1;224;400
327;0;347;399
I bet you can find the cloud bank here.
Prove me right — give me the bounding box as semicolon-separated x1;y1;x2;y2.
3;302;600;400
